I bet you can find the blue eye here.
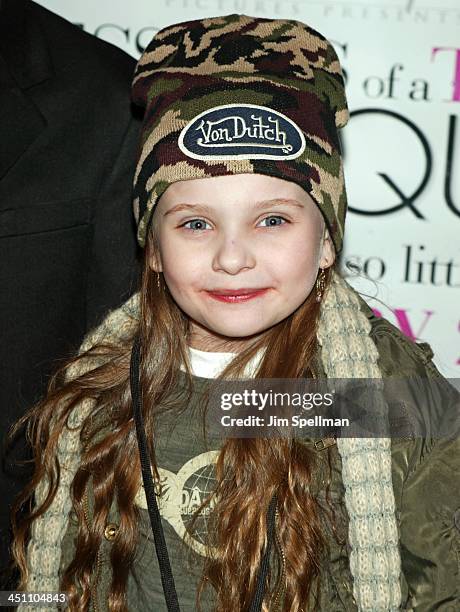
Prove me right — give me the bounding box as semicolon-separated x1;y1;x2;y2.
258;215;288;227
180;215;288;232
181;219;211;231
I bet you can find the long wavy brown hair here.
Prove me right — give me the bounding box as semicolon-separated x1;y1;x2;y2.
8;215;341;612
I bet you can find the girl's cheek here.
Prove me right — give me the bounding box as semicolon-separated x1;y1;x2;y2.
164;262;203;285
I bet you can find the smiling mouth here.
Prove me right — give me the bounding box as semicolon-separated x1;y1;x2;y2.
206;288;270;302
208;288;269;295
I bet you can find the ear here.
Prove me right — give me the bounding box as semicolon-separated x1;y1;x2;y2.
319;227;336;269
148;249;163;273
146;221;163;273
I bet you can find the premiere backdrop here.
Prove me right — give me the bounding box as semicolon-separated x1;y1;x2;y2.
38;0;460;376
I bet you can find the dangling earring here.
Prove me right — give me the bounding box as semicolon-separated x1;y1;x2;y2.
156;271;161;291
316;268;326;302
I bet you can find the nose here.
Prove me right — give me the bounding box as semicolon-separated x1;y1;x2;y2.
212;234;256;275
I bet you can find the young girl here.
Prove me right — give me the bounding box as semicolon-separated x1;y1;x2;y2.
10;13;459;612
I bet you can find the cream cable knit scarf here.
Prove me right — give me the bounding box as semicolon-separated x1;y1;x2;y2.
20;270;401;611
317;271;401;610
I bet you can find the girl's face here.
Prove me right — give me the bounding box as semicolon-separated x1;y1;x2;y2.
150;173;335;351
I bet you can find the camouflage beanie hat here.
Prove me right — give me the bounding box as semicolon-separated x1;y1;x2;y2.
131;13;349;253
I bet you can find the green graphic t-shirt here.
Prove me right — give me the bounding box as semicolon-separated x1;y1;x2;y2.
125;355;348;611
126;367;234;611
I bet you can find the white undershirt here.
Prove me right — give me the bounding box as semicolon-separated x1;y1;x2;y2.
180;345;265;379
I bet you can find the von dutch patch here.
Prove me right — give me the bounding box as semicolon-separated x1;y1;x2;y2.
178;104;306;161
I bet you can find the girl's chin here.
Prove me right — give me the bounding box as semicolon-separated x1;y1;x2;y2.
202;322;270;340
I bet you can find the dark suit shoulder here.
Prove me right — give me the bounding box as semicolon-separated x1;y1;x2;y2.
29;0;136;83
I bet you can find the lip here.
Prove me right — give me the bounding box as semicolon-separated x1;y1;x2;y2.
206;288;270;303
208;288;269;295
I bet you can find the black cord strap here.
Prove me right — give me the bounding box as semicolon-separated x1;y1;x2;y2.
248;492;278;612
130;335;181;612
130;335;277;612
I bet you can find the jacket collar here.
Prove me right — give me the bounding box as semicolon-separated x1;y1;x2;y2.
0;0;51;181
0;0;53;88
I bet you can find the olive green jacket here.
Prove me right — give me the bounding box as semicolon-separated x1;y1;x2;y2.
58;297;460;611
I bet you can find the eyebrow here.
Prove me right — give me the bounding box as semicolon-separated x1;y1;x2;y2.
163;198;305;217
